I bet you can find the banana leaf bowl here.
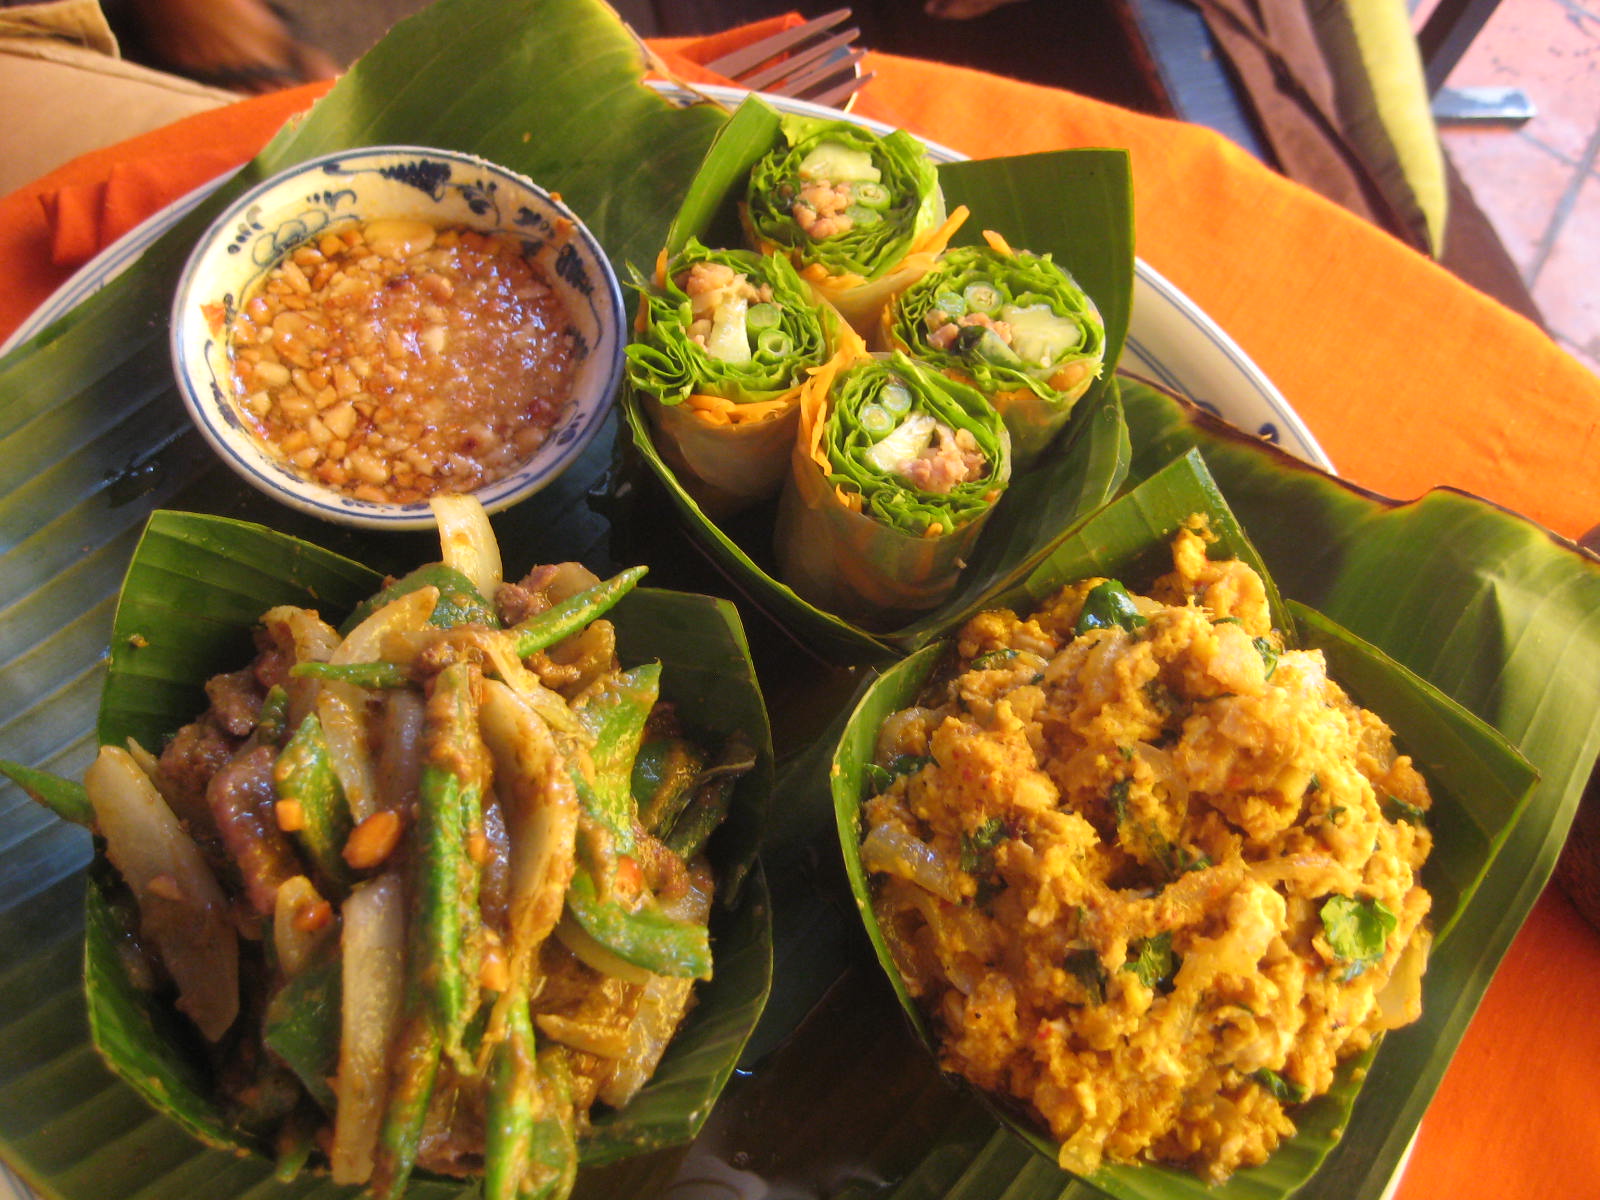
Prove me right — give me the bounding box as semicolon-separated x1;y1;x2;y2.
830;446;1539;1200
6;508;775;1196
620;94;1139;666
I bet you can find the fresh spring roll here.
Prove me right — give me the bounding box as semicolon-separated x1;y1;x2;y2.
626;238;860;513
882;232;1106;466
743;113;968;335
776;351;1011;627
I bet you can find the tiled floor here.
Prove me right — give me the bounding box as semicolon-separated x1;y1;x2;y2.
1434;0;1600;374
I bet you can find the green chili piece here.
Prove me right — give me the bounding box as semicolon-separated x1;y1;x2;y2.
510;566;648;658
522;1049;579;1200
1074;580;1149;635
663;734;756;860
485;996;539;1200
416;662;490;1068
262;954;342;1112
632;736;707;836
571;664;661;864
256;684;290;746
564;868;711;979
291;660;411;689
0;759;92;826
370;1013;443;1200
273;713;353;894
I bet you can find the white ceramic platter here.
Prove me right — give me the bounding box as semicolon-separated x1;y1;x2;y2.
0;86;1346;1200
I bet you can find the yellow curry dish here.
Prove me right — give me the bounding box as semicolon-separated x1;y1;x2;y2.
860;523;1434;1182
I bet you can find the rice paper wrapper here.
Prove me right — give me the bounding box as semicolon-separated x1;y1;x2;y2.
881;237;1106;467
628;241;864;516
645;394;802;516
775;352;1010;627
775;447;996;627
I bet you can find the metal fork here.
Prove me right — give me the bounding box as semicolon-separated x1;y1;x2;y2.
702;8;872;110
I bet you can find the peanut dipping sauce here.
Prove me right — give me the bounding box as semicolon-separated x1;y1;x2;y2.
217;219;576;505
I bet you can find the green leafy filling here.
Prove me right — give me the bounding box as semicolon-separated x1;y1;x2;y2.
1320;894;1398;980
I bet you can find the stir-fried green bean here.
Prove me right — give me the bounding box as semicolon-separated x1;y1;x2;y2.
272;713;354;895
510;566;647;657
415;662;491;1069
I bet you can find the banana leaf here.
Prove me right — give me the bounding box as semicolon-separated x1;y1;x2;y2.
829;452;1538;1200
625;112;1136;662
1;1;1596;1199
55;509;774;1192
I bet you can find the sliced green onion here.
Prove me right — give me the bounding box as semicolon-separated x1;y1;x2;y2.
755;328;794;357
845;205;883;229
853;180;891;208
963;281;1002;314
746;302;781;331
931;291;966;319
879;381;914;416
860;404;895;438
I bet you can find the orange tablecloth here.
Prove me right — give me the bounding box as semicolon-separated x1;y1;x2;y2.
2;19;1598;1200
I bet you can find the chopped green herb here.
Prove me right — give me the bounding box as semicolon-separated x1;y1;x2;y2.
1142;678;1177;717
1074;581;1148;636
1252;1068;1309;1105
959;817;1008;875
1306;773;1321;794
1382;793;1428;826
970;648;1020;671
1252;636;1279;678
1064;948;1106;1005
1107;778;1132;824
864;753;935;794
1211;616;1243;626
1123;932;1177;990
1320;894;1397;978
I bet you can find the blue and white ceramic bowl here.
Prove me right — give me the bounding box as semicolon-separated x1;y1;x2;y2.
171;145;625;530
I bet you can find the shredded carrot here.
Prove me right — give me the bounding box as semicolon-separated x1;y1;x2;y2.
981;228;1014;256
685;392;794;424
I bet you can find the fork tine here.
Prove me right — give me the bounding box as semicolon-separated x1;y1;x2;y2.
735;27;859;93
767;48;866;103
703;7;853;79
800;68;873;110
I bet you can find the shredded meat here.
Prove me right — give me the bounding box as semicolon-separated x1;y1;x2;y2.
205;744;301;917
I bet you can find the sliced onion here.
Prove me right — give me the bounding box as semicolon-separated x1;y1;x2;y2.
860;823;961;904
1131;741;1190;810
317;586;438;821
1375;926;1431;1030
431;493;502;598
374;689;426;814
480;680;580;988
262;605;341;727
273;874;334;979
85;745;239;1041
330;871;405;1185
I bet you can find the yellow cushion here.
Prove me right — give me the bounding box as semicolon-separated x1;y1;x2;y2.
1306;0;1449;256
